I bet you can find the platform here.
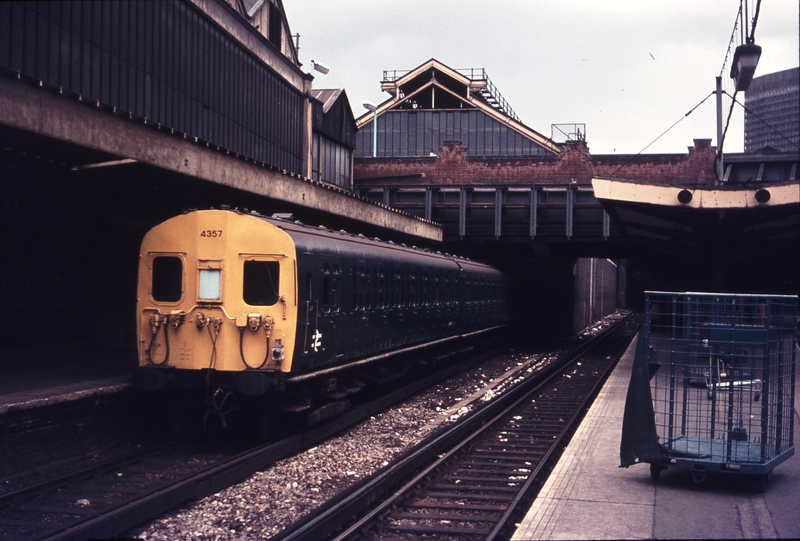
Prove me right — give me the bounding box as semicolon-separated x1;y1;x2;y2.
0;344;134;415
512;334;800;540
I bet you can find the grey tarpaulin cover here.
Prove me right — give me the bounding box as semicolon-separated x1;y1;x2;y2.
619;324;662;467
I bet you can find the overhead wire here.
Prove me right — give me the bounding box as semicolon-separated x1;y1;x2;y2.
716;0;764;179
726;92;800;151
609;92;715;178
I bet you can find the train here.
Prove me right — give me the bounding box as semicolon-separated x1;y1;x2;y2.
133;208;509;431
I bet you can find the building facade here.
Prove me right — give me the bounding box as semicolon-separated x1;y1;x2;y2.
744;67;800;153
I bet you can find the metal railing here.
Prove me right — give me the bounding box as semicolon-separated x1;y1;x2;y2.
551;123;587;142
382;67;520;122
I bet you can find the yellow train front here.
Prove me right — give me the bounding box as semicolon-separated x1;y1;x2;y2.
135;209;508;426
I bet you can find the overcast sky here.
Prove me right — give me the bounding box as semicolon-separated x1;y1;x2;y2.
283;0;798;155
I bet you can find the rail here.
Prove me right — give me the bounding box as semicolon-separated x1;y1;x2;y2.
275;312;636;540
0;348;501;540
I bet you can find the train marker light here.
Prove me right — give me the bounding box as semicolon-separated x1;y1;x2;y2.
677;189;693;204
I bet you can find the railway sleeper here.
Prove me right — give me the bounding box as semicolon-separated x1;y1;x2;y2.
460;457;533;466
405;501;507;512
473;449;546;458
424;483;521;493
444;475;528;484
453;462;532;469
397;511;499;522
416;491;515;501
387;523;491;536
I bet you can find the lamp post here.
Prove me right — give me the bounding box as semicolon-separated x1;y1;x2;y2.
363;102;378;158
716;76;724;182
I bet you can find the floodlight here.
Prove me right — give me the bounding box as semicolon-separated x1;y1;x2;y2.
730;43;761;92
311;60;330;75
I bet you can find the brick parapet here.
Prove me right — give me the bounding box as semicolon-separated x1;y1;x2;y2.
354;139;717;188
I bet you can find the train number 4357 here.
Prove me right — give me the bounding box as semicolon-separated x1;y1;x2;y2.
200;230;223;238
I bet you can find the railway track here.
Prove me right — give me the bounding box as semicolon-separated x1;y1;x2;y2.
0;345;501;541
276;313;636;541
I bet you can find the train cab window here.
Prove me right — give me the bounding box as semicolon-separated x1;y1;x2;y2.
199;269;221;301
243;261;280;306
151;256;182;302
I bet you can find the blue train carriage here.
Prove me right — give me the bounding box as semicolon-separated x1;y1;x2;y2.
134;209;509;426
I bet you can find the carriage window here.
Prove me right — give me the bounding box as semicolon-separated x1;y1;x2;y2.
357;266;370;310
323;276;338;311
152;256;182;302
376;269;387;308
394;271;404;307
243;261;280;305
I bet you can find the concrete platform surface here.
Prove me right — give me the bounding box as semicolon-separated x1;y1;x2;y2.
0;344;134;414
513;334;800;540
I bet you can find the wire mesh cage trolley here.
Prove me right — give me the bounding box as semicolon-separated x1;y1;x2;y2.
644;291;797;487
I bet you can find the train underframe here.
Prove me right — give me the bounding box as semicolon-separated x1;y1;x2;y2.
134;326;504;439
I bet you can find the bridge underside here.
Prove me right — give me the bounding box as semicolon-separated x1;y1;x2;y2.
358;185;625;255
592;178;800;296
356;178;799;314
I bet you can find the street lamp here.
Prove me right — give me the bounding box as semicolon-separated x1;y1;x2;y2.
363;101;378;158
730;43;762;92
310;60;329;75
309;60;329;89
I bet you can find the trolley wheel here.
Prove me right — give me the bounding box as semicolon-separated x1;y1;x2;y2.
691;472;707;484
649;464;664;482
754;472;771;493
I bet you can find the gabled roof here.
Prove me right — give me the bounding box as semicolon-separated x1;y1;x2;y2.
311;88;345;113
356;59;560;155
311;89;357;148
